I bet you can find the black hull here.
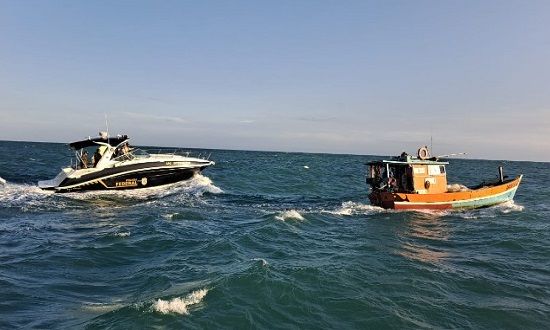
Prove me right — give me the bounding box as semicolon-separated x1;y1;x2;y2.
53;167;205;192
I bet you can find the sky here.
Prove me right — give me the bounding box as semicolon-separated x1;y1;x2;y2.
1;0;549;161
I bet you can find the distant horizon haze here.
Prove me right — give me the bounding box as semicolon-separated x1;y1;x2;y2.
0;133;547;163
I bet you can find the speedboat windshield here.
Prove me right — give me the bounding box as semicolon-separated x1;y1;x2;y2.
111;148;150;162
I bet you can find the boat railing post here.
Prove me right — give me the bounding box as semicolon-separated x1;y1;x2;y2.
499;166;504;183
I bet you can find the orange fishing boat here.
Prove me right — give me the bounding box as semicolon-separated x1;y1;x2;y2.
366;147;522;210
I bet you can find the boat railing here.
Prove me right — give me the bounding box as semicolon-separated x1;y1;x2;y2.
141;148;212;160
142;148;189;156
72;151;94;170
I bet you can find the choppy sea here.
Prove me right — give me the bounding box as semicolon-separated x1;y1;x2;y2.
0;141;549;328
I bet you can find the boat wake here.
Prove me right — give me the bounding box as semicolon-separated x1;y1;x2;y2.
325;201;386;216
0;175;222;211
458;200;524;219
153;288;209;315
0;176;6;185
64;174;222;201
0;181;58;211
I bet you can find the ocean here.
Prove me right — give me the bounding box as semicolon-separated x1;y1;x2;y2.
0;140;549;328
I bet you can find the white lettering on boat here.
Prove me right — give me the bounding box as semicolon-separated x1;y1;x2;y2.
116;179;138;187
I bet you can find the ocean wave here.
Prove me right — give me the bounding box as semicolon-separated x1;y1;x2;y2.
180;175;223;196
275;210;305;221
0;176;6;184
113;231;130;238
326;201;385;216
153;288;208;315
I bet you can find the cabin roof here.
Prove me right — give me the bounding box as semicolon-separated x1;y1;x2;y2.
366;159;449;166
69;135;129;149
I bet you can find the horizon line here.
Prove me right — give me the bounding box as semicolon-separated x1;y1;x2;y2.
0;138;547;164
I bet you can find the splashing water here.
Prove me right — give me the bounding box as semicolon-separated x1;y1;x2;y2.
275;210;305;221
496;200;525;213
153;289;209;315
327;201;385;216
251;258;269;267
458;200;525;219
63;174;223;201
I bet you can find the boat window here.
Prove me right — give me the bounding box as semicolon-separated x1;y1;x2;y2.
428;165;441;175
112;153;135;162
440;166;446;174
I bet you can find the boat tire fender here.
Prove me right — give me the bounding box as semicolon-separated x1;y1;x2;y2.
424;180;431;189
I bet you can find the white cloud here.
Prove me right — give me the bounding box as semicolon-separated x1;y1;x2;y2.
121;111;188;124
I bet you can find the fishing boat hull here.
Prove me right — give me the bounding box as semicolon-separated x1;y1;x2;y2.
369;175;522;210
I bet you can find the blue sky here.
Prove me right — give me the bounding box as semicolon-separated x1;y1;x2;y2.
1;0;549;161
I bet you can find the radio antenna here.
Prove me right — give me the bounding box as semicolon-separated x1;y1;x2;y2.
430;129;433;156
104;113;110;144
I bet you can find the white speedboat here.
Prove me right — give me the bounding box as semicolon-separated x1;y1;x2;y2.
38;132;214;192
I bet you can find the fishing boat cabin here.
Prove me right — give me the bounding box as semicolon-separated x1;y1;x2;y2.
366;147;448;194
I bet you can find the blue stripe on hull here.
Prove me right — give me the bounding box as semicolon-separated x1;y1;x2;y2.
451;187;518;209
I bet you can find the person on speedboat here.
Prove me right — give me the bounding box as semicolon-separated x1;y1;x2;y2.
80;150;89;169
93;146;107;167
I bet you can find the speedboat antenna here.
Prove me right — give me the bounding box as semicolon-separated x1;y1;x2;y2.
104;113;110;144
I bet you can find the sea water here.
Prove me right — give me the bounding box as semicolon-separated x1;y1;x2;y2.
0;141;549;328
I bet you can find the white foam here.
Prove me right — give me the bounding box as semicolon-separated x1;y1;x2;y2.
183;175;223;196
81;302;124;313
163;213;178;220
275;210;305;221
114;231;130;237
0;182;57;210
303;165;309;169
0;177;6;184
457;200;524;219
153;288;208;315
326;201;385;216
251;258;269;267
496;200;524;213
